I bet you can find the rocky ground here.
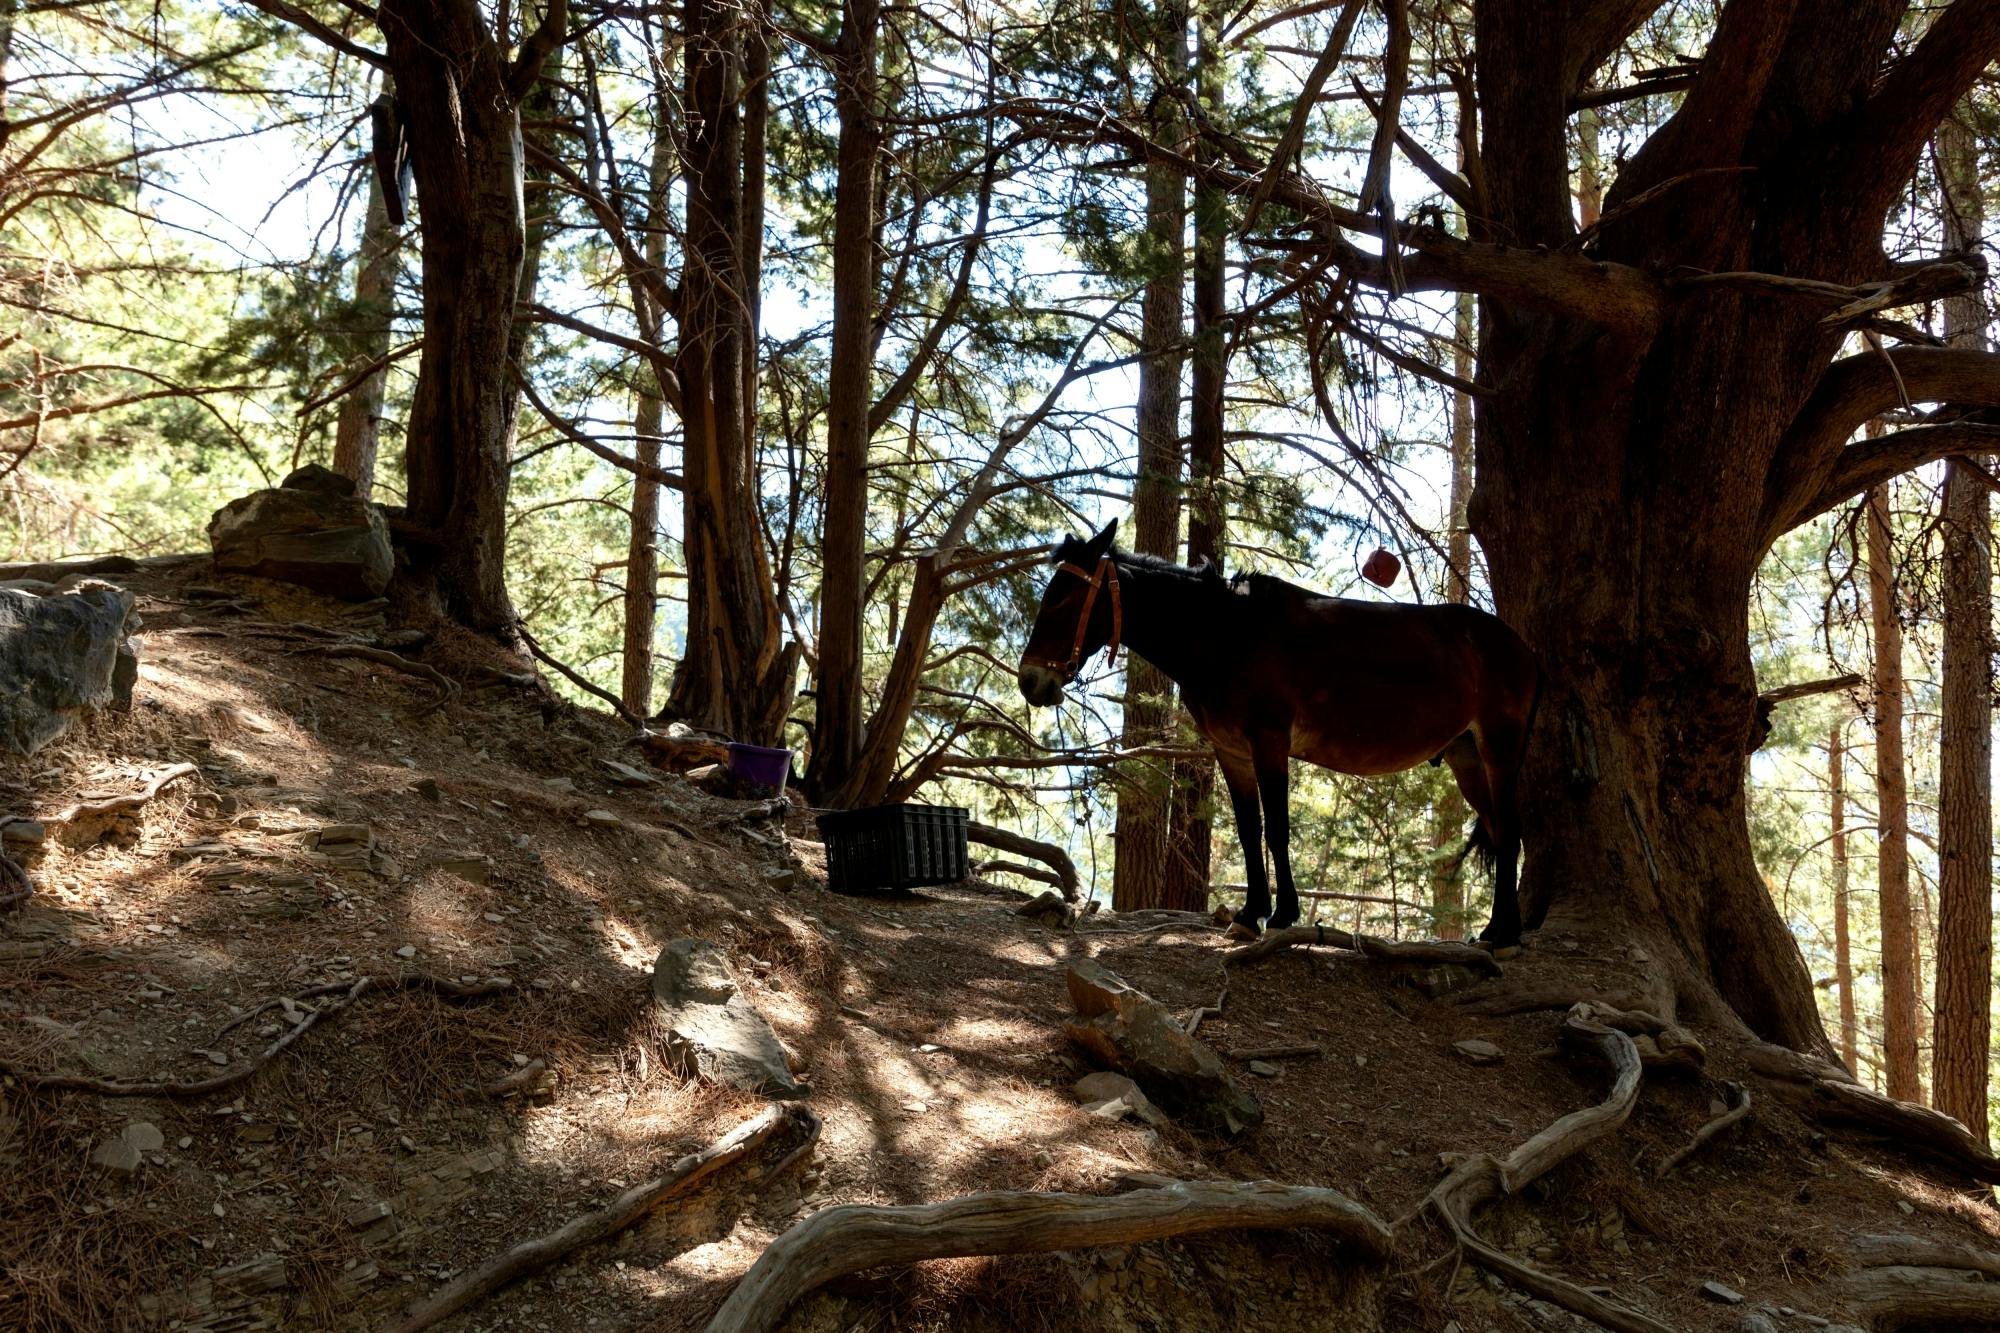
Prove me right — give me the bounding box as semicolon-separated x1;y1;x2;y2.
1;553;1997;1333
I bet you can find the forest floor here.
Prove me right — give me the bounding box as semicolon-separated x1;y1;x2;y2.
2;554;1996;1333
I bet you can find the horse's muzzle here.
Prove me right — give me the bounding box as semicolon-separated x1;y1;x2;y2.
1018;663;1065;708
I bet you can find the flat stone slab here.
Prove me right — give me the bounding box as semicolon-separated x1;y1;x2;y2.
1062;961;1261;1136
652;939;803;1099
207;465;391;599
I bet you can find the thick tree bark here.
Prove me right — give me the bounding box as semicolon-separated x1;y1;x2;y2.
1113;0;1187;912
668;0;797;743
332;143;399;500
1831;723;1859;1073
807;0;882;798
1932;109;1992;1143
378;0;562;631
1867;480;1921;1102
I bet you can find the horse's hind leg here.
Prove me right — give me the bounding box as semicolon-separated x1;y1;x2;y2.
1218;756;1271;932
1252;732;1301;931
1472;723;1529;948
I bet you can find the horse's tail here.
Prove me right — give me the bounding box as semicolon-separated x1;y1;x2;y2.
1451;820;1498;879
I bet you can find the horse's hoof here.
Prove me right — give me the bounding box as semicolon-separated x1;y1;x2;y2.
1491;944;1522;961
1225;921;1262;942
1268;911;1300;931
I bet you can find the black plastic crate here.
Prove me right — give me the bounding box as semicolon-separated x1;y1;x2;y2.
815;803;969;894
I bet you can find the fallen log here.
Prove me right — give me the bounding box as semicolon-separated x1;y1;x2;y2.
705;1179;1393;1333
385;1103;818;1333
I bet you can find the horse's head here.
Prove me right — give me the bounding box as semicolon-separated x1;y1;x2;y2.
1018;519;1119;707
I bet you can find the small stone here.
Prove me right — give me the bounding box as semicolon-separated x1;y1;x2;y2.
581;809;622;829
901;1100;929;1114
205;1050;230;1067
124;1122;164;1153
601;760;659;787
91;1137;143;1174
1701;1280;1745;1305
1737;1314;1781;1333
430;854;491;885
396;944;417;959
543;777;578;794
1247;1060;1281;1077
764;866;799;892
177;1136;192;1149
345;1200;394;1229
412;778;441;802
1452;1038;1504;1065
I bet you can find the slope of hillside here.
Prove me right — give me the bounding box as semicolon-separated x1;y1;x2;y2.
1;554;1994;1333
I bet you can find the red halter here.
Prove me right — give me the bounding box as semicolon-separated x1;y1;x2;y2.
1057;556;1122;678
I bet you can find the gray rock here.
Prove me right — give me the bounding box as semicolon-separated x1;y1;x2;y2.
1404;963;1488;999
580;808;622;829
652;939;803;1098
124;1121;164;1154
1736;1314;1780;1333
0;581;140;754
91;1136;143;1174
601;759;659;787
207;467;392;599
1701;1280;1745;1304
1062;961;1262;1136
1453;1038;1504;1065
1073;1071;1167;1126
1247;1060;1281;1077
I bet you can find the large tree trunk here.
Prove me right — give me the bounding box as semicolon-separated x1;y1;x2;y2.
1459;1;2000;1057
1113;2;1187;912
1867;481;1921;1101
668;0;796;743
379;0;559;631
1931;109;1992;1144
623;43;674;717
1430;283;1476;941
332;139;400;500
806;0;882;799
1164;8;1225;913
1831;723;1858;1072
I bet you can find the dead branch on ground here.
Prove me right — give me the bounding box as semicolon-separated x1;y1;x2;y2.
50;762;198;827
1;974;513;1096
1657;1081;1750;1175
0;848;30;909
705;1179;1393;1333
1420;1007;1669;1333
1225;923;1502;975
386;1103;820;1333
481;1058;549;1100
1227;1043;1323;1062
1182;981;1227;1038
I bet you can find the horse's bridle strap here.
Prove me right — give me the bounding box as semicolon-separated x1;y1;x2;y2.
1057;557;1121;676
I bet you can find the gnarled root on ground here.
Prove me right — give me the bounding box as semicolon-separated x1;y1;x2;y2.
1557;1001;1706;1075
384;1103;820;1333
0;973;515;1097
1656;1081;1750;1175
704;1179;1394;1333
1224;923;1502;974
1747;1041;2000;1184
1419;1007;1672;1333
1837;1262;2000;1331
312;644;458;715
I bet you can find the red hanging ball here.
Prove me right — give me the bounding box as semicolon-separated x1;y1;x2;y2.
1361;548;1400;587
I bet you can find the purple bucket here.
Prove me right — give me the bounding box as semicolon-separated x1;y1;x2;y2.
726;742;793;790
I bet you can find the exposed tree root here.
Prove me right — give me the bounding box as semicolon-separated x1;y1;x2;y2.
1837;1263;2000;1331
1224;923;1502;973
385;1103;819;1333
1558;1002;1706;1074
965;821;1079;901
705;1179;1394;1333
1182;981;1226;1037
311;644;458;715
1747;1041;2000;1183
1;974;514;1096
972;857;1066;891
1421;1007;1670;1333
0;847;30;910
50;762;198;830
1852;1233;2000;1277
1657;1081;1750;1175
481;1057;550;1099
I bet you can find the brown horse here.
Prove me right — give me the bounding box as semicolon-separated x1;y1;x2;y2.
1017;521;1542;945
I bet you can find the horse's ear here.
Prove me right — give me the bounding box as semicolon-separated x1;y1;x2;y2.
1087;518;1118;554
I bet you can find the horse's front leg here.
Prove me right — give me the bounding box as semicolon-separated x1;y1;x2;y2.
1219;760;1269;934
1253;744;1300;931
